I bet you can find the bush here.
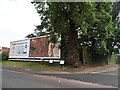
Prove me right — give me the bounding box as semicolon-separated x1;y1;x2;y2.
2;52;9;61
0;53;2;60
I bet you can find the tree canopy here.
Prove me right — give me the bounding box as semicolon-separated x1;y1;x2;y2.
27;1;119;67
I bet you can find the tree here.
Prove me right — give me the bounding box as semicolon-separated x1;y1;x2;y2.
34;2;100;67
2;52;9;61
112;1;120;52
25;33;36;38
32;2;82;67
78;2;114;63
112;1;120;21
31;1;115;66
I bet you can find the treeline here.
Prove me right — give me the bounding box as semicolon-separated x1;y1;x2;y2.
26;2;120;67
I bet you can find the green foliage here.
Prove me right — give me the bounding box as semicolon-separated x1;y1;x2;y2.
2;52;9;61
112;1;120;21
79;2;114;56
97;40;108;55
25;33;36;38
112;1;120;50
2;61;63;69
30;1;118;65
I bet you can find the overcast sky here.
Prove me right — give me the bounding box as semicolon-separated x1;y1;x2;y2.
0;0;40;47
0;0;120;48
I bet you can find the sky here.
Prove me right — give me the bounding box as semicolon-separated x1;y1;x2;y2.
0;0;120;48
0;0;40;47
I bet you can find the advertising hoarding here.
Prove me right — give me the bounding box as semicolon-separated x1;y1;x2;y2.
9;36;61;60
9;39;30;58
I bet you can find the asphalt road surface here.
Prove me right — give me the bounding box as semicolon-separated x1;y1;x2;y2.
48;73;118;87
43;69;119;87
2;70;116;88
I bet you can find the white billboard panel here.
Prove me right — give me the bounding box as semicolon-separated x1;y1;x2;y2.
9;39;30;58
48;43;60;58
53;45;60;58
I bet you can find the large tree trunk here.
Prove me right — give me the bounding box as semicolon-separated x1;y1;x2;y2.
91;37;97;64
61;34;67;61
66;20;80;68
83;46;89;64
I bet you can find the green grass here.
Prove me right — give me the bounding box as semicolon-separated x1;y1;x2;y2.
1;60;64;70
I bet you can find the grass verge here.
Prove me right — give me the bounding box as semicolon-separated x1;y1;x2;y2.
1;60;64;70
0;60;117;72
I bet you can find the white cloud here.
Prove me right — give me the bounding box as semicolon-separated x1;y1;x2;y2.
0;0;40;47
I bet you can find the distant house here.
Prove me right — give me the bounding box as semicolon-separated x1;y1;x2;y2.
0;46;9;53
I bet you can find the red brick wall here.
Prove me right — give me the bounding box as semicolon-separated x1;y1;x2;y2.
29;37;49;57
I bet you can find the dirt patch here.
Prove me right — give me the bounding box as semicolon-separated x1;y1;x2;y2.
60;64;118;73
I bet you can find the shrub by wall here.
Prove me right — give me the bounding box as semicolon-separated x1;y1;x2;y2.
2;52;9;61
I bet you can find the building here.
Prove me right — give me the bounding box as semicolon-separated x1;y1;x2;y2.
0;46;9;53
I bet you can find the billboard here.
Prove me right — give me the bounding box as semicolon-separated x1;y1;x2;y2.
9;36;60;59
9;39;30;58
29;37;60;58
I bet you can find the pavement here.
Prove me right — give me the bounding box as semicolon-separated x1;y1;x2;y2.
2;65;119;88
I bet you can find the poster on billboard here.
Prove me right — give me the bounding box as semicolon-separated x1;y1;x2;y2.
48;43;60;58
9;39;30;58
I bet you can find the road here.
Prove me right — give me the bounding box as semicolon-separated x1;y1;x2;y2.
43;69;119;87
2;69;117;88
